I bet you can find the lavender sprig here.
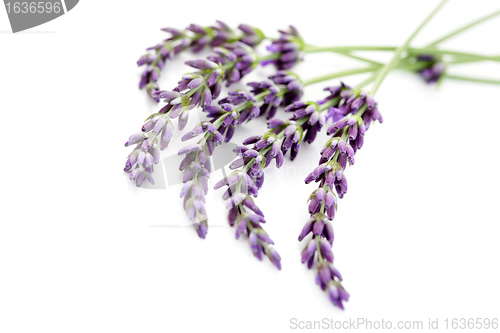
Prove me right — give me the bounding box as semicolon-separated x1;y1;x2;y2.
178;123;220;238
178;74;303;237
263;25;305;69
300;83;382;309
213;138;284;268
138;21;265;101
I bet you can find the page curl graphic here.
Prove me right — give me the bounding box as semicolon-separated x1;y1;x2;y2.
3;0;79;33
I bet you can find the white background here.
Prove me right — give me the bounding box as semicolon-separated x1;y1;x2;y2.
1;0;500;332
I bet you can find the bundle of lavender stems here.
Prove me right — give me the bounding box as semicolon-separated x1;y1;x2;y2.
125;1;500;309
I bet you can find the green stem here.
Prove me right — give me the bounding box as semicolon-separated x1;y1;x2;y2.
258;53;281;62
304;45;396;53
333;52;384;66
303;66;380;86
302;61;427;91
427;9;500;46
449;55;500;64
304;45;384;66
443;74;500;85
305;45;500;64
371;0;448;94
319;98;341;112
407;48;500;62
315;236;324;262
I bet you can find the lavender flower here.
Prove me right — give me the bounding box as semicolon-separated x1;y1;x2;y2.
262;26;304;69
415;55;445;83
138;21;265;101
299;84;382;309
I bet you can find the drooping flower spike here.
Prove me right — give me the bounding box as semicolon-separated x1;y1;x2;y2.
213;138;284;269
178;74;303;238
177;123;219;238
138;21;265;101
300;83;382;309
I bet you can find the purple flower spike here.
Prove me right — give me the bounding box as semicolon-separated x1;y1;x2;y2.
263;26;304;70
297;83;384;309
175;117;230;238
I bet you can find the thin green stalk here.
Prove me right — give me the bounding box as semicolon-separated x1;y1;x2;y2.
449;55;500;64
305;45;500;64
304;46;396;53
303;66;380;86
304;44;384;66
407;48;500;62
302;61;433;90
371;0;448;94
258;53;281;62
443;74;500;85
427;9;500;46
319;98;341;112
334;52;384;66
305;8;500;69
